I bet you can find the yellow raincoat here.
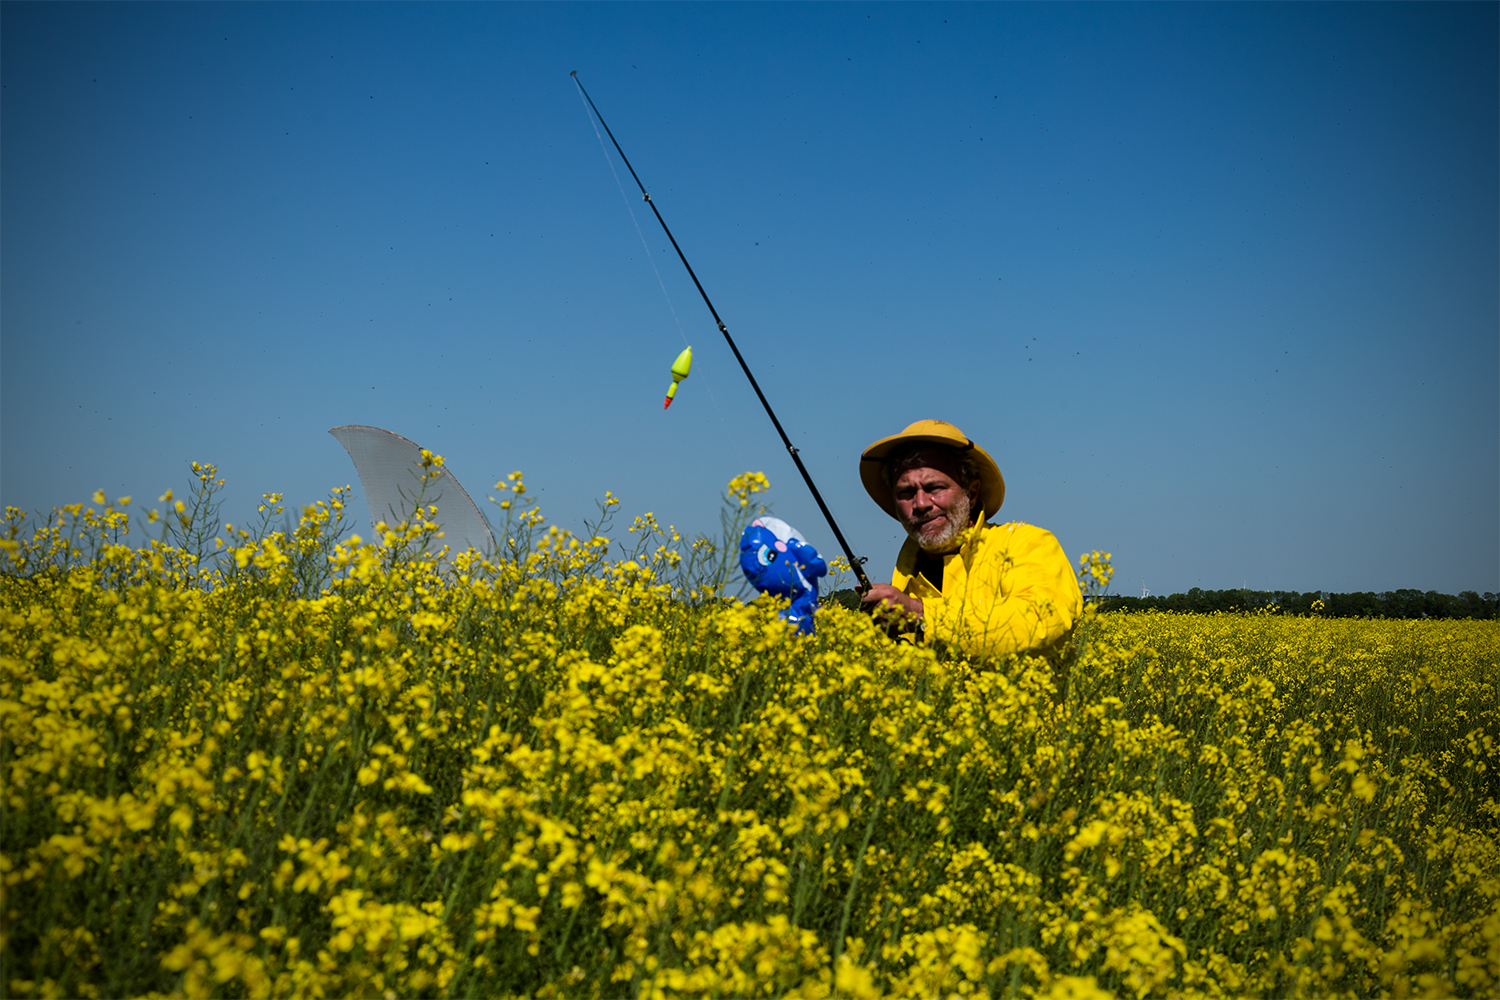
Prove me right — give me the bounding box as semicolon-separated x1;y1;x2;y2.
891;520;1082;659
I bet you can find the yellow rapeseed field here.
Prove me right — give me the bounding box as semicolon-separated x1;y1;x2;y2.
1;462;1496;999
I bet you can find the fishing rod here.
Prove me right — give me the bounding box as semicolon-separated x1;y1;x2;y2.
572;71;873;593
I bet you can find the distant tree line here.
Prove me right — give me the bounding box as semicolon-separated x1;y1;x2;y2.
1095;588;1499;620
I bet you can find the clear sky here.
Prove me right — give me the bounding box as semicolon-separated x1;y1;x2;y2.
3;2;1496;596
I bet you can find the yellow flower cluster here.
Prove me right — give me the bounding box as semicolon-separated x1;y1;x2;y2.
0;474;1496;998
1078;552;1115;599
727;472;772;508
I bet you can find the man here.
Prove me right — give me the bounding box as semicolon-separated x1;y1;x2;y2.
858;419;1082;659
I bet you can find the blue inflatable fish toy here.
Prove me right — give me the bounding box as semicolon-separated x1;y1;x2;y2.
739;516;828;635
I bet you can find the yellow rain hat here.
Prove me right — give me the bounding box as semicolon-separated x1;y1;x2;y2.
859;419;1005;521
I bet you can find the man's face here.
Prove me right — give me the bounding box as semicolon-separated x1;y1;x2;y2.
892;453;977;553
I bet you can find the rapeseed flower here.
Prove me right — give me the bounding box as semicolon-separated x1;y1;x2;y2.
0;471;1495;998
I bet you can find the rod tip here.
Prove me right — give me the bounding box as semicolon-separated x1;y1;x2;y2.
570;70;577;77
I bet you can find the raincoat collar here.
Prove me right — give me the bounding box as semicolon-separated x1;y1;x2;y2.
895;518;991;591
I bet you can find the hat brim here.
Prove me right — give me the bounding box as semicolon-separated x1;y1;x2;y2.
860;429;1005;522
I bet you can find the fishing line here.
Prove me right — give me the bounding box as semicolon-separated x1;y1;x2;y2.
575;82;737;447
576;86;690;350
571;71;873;591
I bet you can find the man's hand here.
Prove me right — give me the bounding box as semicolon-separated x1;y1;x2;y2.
861;584;923;626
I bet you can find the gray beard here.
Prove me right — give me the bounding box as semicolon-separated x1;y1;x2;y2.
906;490;973;554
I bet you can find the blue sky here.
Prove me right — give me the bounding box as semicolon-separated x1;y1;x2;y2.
3;2;1496;595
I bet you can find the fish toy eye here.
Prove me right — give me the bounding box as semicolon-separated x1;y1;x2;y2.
757;544;777;566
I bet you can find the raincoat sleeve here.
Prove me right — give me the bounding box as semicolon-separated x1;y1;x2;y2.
909;523;1082;659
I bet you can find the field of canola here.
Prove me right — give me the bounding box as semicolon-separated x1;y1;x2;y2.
1;465;1497;999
